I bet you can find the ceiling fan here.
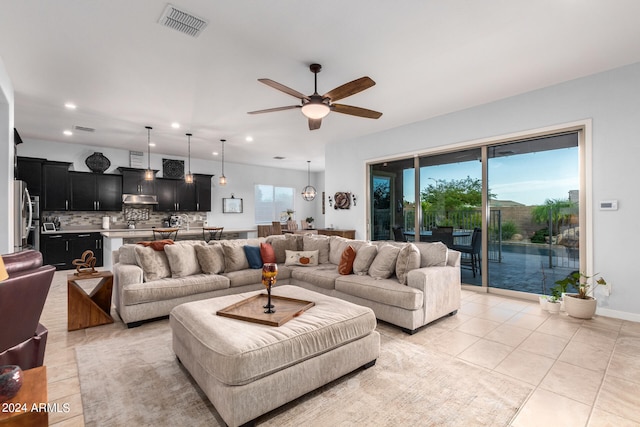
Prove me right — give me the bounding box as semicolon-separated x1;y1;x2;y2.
248;63;382;130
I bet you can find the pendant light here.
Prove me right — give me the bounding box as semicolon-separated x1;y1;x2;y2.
219;139;227;186
185;133;193;184
144;126;154;181
301;160;316;201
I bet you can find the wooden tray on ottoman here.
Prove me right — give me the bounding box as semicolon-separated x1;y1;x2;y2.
216;293;315;326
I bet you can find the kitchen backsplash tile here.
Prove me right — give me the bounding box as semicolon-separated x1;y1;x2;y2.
42;209;205;229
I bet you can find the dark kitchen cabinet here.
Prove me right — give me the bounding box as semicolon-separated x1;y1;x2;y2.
69;172;122;211
42;161;71;211
41;232;103;270
194;174;213;212
155;178;196;212
16;157;45;196
118;167;157;195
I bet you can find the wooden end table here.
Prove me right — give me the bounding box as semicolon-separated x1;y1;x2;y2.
0;366;48;427
67;271;114;331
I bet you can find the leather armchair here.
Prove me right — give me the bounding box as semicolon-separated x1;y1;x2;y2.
0;250;55;370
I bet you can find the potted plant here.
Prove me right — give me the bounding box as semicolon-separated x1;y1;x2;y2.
546;286;562;314
285;209;295;220
554;271;607;319
305;217;315;229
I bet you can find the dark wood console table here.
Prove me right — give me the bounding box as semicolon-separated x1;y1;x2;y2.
316;229;355;239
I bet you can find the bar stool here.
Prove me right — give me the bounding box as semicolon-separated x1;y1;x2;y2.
203;226;224;242
153;228;179;240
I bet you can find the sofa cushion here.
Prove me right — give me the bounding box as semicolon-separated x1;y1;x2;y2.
335;275;423;310
118;244;139;265
164;244;202;278
222;242;250;273
290;265;341;290
338;245;356;275
395;243;421;285
243;245;263;269
284;250;319;267
368;244;401;279
259;243;276;264
121;274;230;305
134;246;172;282
414;242;448;267
353;244;378;276
303;235;330;264
194;244;225;274
329;236;351;265
265;235;298;263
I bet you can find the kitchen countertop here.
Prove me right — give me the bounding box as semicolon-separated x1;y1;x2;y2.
41;227;257;237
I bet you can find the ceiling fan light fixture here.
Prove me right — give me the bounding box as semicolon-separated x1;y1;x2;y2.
301;160;316;201
301;101;330;119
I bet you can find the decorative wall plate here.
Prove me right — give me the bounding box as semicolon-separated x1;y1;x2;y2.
85;152;111;173
163;159;184;178
334;192;351;210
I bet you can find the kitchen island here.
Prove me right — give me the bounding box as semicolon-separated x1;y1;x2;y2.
101;227;257;270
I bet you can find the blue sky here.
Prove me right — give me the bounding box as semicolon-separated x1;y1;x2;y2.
403;147;578;206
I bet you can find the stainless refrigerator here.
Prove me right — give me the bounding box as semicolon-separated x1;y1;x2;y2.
14;180;39;252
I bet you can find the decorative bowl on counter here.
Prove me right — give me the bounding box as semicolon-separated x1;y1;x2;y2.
0;365;23;402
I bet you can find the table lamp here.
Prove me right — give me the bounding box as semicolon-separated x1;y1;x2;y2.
0;256;7;281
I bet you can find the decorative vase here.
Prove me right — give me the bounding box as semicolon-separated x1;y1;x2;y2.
547;301;561;314
85;152;111;173
564;294;597;319
0;365;23;402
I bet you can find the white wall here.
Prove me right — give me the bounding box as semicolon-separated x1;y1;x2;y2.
17;138;324;230
0;58;14;254
325;62;640;319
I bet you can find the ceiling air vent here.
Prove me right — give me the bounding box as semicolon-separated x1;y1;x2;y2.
158;4;208;38
74;125;95;133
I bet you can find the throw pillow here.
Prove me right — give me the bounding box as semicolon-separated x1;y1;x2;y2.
194;244;225;274
284;250;319;266
368;244;401;279
164;244;202;278
136;239;175;251
303;235;330;264
259;242;277;264
243;245;263;269
353;244;378;275
134;245;171;282
265;235;298;263
221;242;250;273
395;243;421;285
414;242;449;267
338;245;357;275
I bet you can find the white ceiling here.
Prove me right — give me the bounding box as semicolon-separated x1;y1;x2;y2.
2;1;640;172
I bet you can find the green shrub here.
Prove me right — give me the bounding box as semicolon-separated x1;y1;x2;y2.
501;221;518;240
531;228;549;243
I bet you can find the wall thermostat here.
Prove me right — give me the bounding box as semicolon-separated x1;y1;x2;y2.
599;200;618;210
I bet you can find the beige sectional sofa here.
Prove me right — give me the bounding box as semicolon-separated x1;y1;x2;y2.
112;234;461;333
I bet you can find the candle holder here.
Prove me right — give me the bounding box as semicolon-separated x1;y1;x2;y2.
261;263;278;313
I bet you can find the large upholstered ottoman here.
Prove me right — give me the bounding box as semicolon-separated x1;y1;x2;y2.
170;285;380;427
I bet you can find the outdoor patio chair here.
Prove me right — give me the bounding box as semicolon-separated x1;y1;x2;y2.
452;227;482;277
431;226;454;247
392;226;407;242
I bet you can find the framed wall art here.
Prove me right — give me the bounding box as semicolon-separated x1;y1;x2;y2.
334;192;351;210
223;197;243;213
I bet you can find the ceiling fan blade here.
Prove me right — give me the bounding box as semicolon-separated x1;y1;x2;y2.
247;105;301;114
308;118;322;130
332;104;382;119
323;77;375;102
258;79;310;101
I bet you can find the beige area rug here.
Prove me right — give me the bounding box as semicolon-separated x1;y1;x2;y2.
76;324;533;427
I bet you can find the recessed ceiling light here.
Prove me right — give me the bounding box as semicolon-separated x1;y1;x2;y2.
171;122;180;129
245;136;253;142
273;156;286;160
149;143;156;147
212;151;219;156
64;103;77;110
63;130;73;136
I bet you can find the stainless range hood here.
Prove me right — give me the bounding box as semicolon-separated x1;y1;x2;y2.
122;194;158;205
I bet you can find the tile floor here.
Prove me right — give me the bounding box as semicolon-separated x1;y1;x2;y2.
41;271;640;426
